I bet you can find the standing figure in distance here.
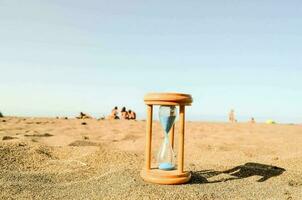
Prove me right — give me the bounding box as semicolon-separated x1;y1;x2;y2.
250;117;256;124
229;109;236;123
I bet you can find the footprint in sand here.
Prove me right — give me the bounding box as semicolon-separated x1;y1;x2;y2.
24;133;54;137
68;140;100;147
82;136;90;140
2;136;18;140
121;134;139;142
288;180;302;187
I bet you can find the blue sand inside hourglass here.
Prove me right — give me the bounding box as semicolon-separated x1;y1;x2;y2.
159;116;176;134
158;115;176;171
159;162;175;170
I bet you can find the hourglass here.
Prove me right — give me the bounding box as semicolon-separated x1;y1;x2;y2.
141;93;193;185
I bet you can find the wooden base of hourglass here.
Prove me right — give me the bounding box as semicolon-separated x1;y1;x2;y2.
140;169;191;185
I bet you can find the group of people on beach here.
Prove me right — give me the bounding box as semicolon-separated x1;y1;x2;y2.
108;106;136;120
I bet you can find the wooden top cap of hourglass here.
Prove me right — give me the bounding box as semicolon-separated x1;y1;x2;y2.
144;93;193;106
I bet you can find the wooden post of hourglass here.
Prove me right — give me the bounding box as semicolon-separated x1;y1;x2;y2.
145;105;153;170
178;105;185;173
141;93;193;185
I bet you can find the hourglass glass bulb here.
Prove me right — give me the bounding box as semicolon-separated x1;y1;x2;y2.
157;106;177;170
159;106;177;134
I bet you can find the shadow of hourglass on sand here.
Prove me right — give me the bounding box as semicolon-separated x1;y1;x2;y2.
190;162;286;184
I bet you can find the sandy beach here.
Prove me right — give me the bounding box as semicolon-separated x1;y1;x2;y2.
0;117;301;199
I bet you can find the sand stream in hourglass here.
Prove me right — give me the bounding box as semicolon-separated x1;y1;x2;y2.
158;115;176;170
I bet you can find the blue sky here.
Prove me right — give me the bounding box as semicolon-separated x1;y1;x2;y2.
0;0;301;123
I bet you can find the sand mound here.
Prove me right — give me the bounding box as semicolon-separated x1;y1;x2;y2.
0;140;144;199
0;142;56;171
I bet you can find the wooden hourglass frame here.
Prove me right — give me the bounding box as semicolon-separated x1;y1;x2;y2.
140;93;193;185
